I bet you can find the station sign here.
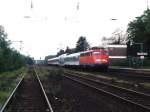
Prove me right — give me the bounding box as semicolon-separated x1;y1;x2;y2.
137;52;148;56
140;56;144;59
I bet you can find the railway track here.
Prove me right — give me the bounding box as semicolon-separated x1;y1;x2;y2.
67;67;150;81
108;68;150;81
66;68;150;83
0;67;53;112
64;71;150;112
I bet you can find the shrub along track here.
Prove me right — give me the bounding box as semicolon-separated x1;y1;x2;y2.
0;68;26;109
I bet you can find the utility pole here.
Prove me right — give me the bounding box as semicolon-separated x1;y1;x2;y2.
31;0;33;10
77;2;80;11
147;0;149;9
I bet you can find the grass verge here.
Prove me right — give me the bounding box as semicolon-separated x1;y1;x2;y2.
0;67;27;109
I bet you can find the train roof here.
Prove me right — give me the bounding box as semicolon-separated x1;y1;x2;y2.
80;49;107;53
65;52;81;58
48;56;59;61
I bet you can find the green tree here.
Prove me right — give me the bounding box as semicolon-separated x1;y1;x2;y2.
24;56;34;65
0;25;10;71
45;55;56;60
65;46;75;54
0;26;9;49
127;9;150;54
75;36;90;52
56;49;65;56
0;25;33;72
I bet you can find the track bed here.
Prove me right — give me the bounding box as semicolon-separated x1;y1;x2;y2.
3;68;51;112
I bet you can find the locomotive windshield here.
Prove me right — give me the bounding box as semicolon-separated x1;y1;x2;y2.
93;52;100;56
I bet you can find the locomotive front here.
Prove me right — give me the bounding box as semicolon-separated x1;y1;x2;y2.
79;49;109;69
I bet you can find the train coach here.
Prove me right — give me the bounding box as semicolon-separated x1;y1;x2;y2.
47;49;109;69
47;57;60;65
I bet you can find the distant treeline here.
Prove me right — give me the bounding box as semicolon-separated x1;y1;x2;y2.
45;36;90;61
0;25;33;72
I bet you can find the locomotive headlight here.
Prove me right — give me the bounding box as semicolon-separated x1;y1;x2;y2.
96;59;101;62
102;59;108;63
102;59;107;61
96;59;108;63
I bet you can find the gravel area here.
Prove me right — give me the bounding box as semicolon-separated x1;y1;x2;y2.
37;66;149;112
37;66;112;112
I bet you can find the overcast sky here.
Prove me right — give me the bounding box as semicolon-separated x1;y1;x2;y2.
0;0;148;59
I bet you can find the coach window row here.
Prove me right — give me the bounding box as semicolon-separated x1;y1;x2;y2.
48;59;59;63
64;56;79;61
93;52;101;56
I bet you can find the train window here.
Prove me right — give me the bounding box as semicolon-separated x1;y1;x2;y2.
87;52;91;56
80;53;85;57
80;52;91;57
89;52;92;56
75;56;79;60
73;57;75;60
93;52;101;56
85;53;88;56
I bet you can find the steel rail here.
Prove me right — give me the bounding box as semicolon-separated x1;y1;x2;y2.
34;67;54;112
0;74;25;112
65;71;150;98
109;67;150;74
66;69;150;83
65;67;150;80
109;68;150;77
63;72;150;111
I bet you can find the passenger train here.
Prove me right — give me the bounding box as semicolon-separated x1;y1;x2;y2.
47;49;109;69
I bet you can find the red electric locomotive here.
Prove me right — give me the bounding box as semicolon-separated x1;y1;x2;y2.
79;49;109;68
